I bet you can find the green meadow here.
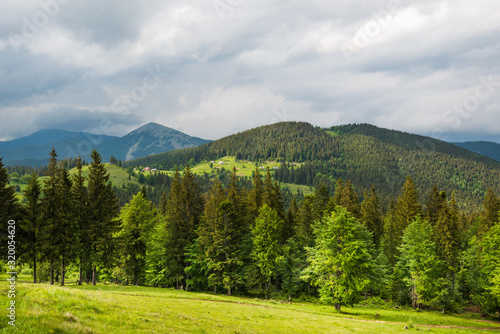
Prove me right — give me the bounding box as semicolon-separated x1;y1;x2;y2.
1;278;499;333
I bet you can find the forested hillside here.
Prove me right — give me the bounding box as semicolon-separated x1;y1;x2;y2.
127;122;500;211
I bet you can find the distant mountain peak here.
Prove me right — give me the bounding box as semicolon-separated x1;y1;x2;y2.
129;122;182;138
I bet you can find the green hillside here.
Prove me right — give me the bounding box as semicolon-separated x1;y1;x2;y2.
126;122;500;211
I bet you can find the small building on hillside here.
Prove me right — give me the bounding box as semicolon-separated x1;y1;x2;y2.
145;167;150;171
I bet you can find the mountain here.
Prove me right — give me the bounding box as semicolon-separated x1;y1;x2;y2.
126;122;500;211
452;141;500;162
97;122;211;162
0;123;211;166
0;130;119;166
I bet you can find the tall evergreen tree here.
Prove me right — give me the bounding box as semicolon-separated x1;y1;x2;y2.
385;177;421;265
426;185;446;225
360;185;383;247
71;157;89;285
434;192;461;297
206;200;244;295
57;166;74;286
40;148;61;285
87;149;119;285
0;157;20;260
20;173;41;283
481;188;499;232
247;167;264;224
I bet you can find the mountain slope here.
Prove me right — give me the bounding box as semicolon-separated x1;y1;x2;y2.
452;141;500;162
126;122;500;211
0;123;211;166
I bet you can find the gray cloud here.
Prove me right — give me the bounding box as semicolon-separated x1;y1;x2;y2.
0;0;499;142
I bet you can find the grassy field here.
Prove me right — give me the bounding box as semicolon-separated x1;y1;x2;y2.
1;277;499;333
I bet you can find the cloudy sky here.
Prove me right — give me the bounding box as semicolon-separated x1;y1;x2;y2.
0;0;499;142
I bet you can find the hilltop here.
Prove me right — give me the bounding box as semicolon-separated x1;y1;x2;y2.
126;122;500;210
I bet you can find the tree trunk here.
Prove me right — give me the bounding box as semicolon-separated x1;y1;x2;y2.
335;303;341;312
78;261;82;285
288;294;291;302
228;287;231;296
92;266;96;285
33;259;37;284
50;266;54;285
61;255;65;286
176;278;179;290
214;286;217;294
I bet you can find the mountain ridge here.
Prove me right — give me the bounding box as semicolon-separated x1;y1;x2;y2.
0;122;211;166
125;122;500;211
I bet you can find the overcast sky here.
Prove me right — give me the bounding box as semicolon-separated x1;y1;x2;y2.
0;0;499;142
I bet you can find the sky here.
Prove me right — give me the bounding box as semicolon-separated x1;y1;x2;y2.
0;0;499;142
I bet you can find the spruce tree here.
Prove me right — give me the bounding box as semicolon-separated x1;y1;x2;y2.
57;166;74;286
20;173;41;283
247;167;264;224
207;200;244;295
434;192;461;296
87;149;119;285
360;185;383;247
40;148;61;285
0;157;20;260
426;185;446;225
71;157;88;285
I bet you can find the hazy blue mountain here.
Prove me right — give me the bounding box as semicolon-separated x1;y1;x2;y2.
452;141;500;162
0;123;211;166
0;130;118;166
97;122;211;162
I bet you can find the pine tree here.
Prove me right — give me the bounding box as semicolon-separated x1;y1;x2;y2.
71;157;88;285
164;168;184;288
360;185;383;247
0;157;20;260
481;188;499;232
246;167;263;224
198;178;225;292
40;148;60;285
20;173;41;283
434;192;461;299
296;195;315;250
426;185;446;225
165;165;204;289
207;200;244;295
263;168;285;220
57;166;74;286
283;197;299;242
385;177;421;265
87;149;119;285
159;191;167;216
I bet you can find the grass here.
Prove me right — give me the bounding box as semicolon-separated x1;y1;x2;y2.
1;279;499;333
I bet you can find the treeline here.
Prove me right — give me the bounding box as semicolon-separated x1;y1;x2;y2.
2;152;500;315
